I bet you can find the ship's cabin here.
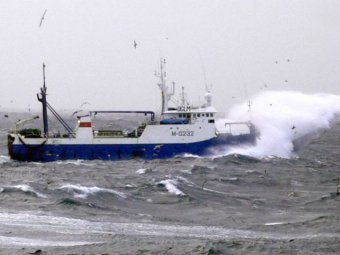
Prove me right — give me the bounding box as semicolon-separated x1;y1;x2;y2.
160;106;217;125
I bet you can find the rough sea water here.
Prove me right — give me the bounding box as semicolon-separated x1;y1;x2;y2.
0;91;339;255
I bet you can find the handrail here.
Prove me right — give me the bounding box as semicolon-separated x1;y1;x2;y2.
90;110;155;121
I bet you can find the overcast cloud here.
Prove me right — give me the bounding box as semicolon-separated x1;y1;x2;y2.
1;0;340;113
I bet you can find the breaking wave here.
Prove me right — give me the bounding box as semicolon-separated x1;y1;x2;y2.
158;179;185;196
0;184;47;198
219;91;340;158
59;184;126;199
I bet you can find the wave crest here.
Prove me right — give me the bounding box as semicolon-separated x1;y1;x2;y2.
217;91;340;159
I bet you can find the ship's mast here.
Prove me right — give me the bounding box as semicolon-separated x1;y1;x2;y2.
37;63;49;137
180;86;186;106
156;58;175;113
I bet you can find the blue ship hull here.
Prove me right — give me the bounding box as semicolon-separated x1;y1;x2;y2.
8;134;255;162
8;60;258;162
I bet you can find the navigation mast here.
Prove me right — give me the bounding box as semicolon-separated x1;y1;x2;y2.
156;58;175;113
37;63;48;137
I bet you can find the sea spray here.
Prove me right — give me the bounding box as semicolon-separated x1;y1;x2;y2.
217;91;340;158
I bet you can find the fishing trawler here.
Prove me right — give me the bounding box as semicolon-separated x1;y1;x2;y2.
7;60;256;162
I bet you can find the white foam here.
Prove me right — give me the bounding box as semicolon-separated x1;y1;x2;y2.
0;155;10;164
0;235;100;247
59;184;126;199
7;184;47;198
179;153;202;158
218;91;340;159
159;179;185;196
180;169;192;174
0;211;336;243
264;222;286;226
56;160;95;166
136;168;152;174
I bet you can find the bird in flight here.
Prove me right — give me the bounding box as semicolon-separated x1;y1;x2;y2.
134;40;137;49
80;102;90;108
39;9;47;27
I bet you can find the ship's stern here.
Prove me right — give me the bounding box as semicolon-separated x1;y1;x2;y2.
7;134;16;159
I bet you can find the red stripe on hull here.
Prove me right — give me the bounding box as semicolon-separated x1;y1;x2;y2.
79;122;92;127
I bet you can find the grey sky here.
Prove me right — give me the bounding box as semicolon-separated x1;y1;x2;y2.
1;0;340;113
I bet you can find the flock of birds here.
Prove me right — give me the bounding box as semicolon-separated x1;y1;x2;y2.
39;9;139;50
1;9;297;133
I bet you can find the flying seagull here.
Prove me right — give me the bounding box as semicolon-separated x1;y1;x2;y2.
39;9;47;27
133;40;137;49
80;101;90;108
